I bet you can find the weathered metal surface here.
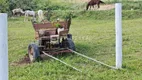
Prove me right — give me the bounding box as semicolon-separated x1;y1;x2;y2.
31;19;72;55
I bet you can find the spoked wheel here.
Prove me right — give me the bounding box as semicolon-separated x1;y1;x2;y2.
28;44;41;62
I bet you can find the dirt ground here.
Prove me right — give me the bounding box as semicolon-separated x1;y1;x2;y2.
97;4;115;10
10;54;50;66
10;54;31;66
88;4;115;11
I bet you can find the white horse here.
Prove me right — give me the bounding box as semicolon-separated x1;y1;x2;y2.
12;8;24;16
38;10;44;22
24;10;36;21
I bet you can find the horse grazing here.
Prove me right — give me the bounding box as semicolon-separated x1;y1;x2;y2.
12;8;25;16
86;0;105;10
37;10;44;22
24;10;36;21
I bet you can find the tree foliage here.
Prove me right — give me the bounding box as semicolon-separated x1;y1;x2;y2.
0;0;9;13
0;0;69;14
8;0;38;10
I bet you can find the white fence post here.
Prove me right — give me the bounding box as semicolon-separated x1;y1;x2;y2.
0;13;8;80
115;3;122;69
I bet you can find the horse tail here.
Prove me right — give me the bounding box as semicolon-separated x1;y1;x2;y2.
86;3;90;10
99;1;105;4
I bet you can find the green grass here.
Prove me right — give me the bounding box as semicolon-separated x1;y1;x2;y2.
9;16;142;80
42;10;142;21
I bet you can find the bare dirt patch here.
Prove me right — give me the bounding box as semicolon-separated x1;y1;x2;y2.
10;54;31;66
97;4;115;10
87;4;115;11
10;54;50;66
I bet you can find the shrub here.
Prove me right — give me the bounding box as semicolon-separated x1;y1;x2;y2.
122;1;142;10
0;0;9;13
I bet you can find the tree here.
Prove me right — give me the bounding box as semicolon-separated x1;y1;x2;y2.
0;0;9;13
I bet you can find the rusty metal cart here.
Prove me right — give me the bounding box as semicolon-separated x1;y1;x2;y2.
28;18;76;62
27;18;115;72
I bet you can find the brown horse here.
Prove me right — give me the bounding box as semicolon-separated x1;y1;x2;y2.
86;0;105;10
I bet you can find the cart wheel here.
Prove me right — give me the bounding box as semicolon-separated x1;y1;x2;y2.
28;44;41;62
67;38;76;51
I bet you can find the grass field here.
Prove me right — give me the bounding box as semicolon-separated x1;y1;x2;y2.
8;14;142;80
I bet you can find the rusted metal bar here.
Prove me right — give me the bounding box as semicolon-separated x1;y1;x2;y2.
42;51;82;72
69;49;116;69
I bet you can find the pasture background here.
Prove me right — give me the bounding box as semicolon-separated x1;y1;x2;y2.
7;0;142;80
1;0;142;14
